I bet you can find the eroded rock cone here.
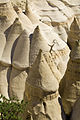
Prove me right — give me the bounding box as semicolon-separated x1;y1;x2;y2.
12;29;30;70
16;7;33;34
30;26;50;65
25;0;39;24
59;40;80;115
0;0;18;32
24;50;66;120
28;50;59;92
68;17;80;49
1;18;24;65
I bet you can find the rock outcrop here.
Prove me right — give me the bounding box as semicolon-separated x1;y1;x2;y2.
59;40;80;115
0;0;80;120
24;50;65;120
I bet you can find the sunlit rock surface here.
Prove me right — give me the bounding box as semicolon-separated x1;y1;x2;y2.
0;0;80;119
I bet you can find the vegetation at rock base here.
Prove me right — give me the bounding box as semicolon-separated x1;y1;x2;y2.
0;95;27;120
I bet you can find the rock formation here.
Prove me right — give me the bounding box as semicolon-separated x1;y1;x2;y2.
24;50;65;120
60;19;80;114
0;0;80;120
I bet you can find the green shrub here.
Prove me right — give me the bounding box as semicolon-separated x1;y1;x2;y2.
0;95;27;120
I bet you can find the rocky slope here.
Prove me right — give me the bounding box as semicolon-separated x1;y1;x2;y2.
0;0;80;120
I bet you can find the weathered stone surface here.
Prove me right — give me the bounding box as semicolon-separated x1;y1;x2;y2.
30;26;50;65
68;17;80;49
0;0;80;119
11;0;26;9
25;0;40;24
0;33;6;59
12;29;30;70
0;0;18;32
28;0;74;29
59;40;80;115
16;8;33;33
0;64;11;99
1;18;24;65
24;50;65;120
9;67;27;100
29;50;59;92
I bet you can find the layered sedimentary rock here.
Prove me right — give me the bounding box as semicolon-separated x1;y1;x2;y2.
0;0;80;119
24;50;65;120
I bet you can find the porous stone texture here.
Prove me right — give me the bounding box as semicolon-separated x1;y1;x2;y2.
24;50;65;120
0;0;80;120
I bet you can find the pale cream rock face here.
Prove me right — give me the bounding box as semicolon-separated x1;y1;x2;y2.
9;67;27;100
24;50;65;120
29;50;59;92
30;26;50;65
11;0;26;9
25;0;40;24
1;18;24;65
17;9;33;34
0;33;6;59
0;0;10;3
12;29;30;70
0;1;79;120
0;0;18;32
0;64;10;99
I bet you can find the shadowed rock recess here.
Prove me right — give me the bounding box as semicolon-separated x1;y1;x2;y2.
0;0;80;119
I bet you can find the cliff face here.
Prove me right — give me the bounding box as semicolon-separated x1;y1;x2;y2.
0;0;80;120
